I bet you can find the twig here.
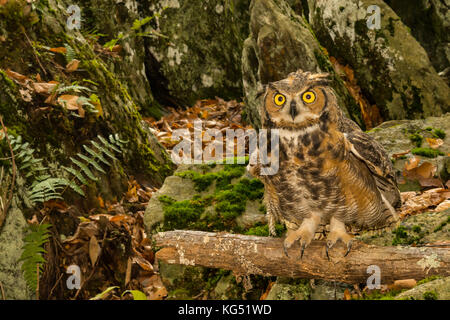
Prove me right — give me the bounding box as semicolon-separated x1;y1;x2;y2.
154;230;450;284
73;229;108;299
48;273;64;299
0;115;16;231
21;27;47;76
0;281;5;300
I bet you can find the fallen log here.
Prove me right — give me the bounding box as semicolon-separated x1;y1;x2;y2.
154;230;450;284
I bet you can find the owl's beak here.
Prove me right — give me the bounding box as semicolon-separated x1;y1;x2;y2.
289;101;298;121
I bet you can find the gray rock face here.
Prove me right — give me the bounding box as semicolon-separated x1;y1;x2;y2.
143;164;266;234
366;113;450;179
241;0;362;128
76;0;160;116
145;0;250;106
307;0;450;120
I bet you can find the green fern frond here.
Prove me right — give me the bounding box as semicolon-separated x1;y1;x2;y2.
70;157;98;181
63;166;89;186
20;223;51;292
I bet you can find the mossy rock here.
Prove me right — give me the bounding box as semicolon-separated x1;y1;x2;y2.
144;163;267;235
241;0;362;128
307;0;450;120
357;209;450;246
385;0;449;73
395;276;450;300
0;201;33;300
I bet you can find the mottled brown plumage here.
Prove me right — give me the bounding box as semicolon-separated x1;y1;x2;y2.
251;69;401;258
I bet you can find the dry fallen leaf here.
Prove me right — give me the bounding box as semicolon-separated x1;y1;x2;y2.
435;199;450;212
66;59;80;72
57;94;85;117
49;47;67;54
404;156;420;171
32;82;57;94
392;279;417;290
426;137;444;149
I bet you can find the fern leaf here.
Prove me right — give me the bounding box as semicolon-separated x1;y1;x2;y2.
20;224;51;291
70;157;98;181
63;166;89;186
98;135;122;153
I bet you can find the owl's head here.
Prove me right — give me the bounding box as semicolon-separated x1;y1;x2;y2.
260;69;337;130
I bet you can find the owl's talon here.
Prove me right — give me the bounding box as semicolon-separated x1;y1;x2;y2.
300;242;307;259
344;241;353;257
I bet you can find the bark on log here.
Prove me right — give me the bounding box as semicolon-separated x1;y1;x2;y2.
154;230;450;284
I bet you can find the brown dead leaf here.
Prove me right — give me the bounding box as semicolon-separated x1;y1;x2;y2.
66;59;80;72
89;235;101;266
392;150;410;160
57;94;85;117
19;88;32;102
404;156;420;171
426;138;444;149
32;82;57;94
400;188;450;217
435;199;450;212
6;69;28;82
343;288;351;300
132;255;154;272
259;281;274;300
49;47;67;54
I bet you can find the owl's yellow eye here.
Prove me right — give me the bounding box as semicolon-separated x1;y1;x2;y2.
302;91;316;104
274;93;286;106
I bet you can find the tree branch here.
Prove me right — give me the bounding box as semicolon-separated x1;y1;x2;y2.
154;230;450;284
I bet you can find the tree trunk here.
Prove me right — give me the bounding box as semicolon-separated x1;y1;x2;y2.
154;230;450;284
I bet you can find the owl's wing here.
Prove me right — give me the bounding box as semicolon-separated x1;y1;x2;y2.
340;118;402;209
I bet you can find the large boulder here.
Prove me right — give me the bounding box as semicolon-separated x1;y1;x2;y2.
395;276;450;300
241;0;363;128
144;0;251;107
366;113;450;185
306;0;450;120
75;0;161;117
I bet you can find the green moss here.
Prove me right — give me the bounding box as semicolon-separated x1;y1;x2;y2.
244;223;286;237
160;165;265;232
358;288;404;300
423;291;438;300
432;129;446;139
411;148;445;158
409;133;423;147
433;216;450;232
176;164;246;192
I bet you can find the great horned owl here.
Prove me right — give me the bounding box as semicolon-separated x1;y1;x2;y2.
251;69;401;258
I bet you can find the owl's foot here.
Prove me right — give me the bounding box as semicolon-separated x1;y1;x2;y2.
283;215;320;259
325;218;354;260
